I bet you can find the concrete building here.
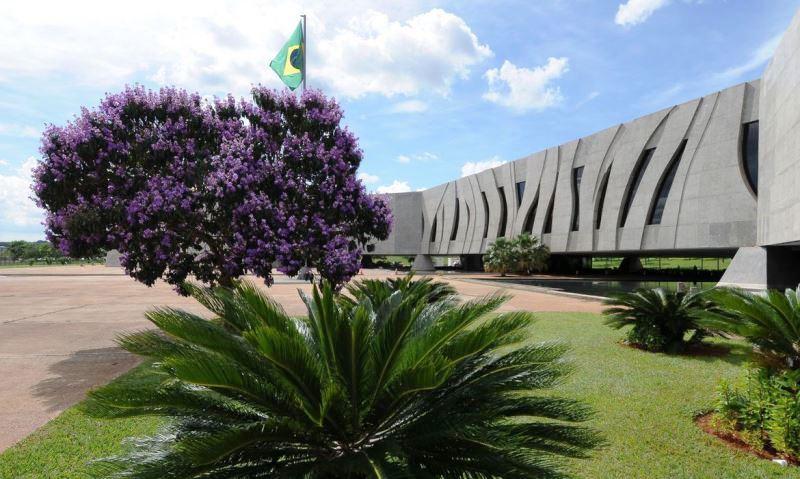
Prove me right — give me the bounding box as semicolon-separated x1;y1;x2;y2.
367;9;800;289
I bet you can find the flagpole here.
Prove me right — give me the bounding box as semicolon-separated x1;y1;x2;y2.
301;14;307;92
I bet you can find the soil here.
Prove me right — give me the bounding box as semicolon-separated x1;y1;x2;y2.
695;412;799;466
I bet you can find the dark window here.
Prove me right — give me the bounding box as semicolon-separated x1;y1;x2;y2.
429;215;437;242
595;169;610;230
571;166;584;231
450;198;460;241
515;181;526;205
620;148;656;227
481;192;489;238
366;244;375;252
522;191;539;233
497;187;507;237
648;139;687;225
543;168;559;234
742;121;759;195
543;199;554;234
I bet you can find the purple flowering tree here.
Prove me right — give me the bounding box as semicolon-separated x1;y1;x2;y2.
33;85;391;291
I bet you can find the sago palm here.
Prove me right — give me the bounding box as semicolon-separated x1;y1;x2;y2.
338;273;457;309
85;277;600;478
603;287;709;352
698;287;800;370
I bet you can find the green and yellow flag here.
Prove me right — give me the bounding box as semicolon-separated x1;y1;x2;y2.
269;22;304;90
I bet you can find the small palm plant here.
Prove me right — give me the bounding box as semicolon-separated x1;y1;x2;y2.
483;236;516;276
698;287;800;371
516;233;550;275
603;287;709;353
339;273;457;308
85;277;599;478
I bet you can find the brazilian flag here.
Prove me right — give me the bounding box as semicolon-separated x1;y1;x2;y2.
269;22;304;90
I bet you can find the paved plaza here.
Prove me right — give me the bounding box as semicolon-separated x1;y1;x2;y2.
0;265;602;451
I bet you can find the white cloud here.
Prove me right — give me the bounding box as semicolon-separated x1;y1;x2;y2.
615;0;670;27
575;91;600;109
397;151;438;164
0;3;490;100
317;9;492;98
389;99;429;113
715;33;782;82
0;123;40;138
0;159;9;166
0;157;43;227
483;58;569;113
461;156;506;177
376;180;412;193
357;172;380;184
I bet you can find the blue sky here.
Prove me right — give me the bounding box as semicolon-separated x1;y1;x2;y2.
1;0;798;241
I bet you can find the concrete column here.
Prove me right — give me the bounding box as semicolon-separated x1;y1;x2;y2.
105;249;121;267
718;247;767;290
618;256;643;274
412;254;435;271
718;246;800;290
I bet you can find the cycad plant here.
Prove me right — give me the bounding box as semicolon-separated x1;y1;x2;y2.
698;287;800;370
603;287;709;353
85;277;600;478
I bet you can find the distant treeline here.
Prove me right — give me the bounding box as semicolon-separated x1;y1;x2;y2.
0;240;104;266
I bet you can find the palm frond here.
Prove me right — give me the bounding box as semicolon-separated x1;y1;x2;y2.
698;287;800;369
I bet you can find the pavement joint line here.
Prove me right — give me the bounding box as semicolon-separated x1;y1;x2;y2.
0;273;125;277
0;351;133;360
0;352;132;359
1;304;91;325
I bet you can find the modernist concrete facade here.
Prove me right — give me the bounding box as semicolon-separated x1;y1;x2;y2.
368;8;800;289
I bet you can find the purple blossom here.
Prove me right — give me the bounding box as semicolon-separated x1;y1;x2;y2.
33;85;392;292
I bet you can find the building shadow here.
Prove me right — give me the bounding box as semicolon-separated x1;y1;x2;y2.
32;347;140;412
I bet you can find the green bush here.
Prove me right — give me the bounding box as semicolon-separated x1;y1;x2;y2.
484;233;549;276
83;276;599;478
699;288;800;458
483;237;516;276
715;368;800;456
698;287;800;371
603;288;710;353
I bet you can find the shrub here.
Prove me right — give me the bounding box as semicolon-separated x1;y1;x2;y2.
697;287;800;371
84;276;600;477
715;368;800;456
516;233;550;274
484;233;550;276
603;288;710;353
483;236;516;276
33;86;391;290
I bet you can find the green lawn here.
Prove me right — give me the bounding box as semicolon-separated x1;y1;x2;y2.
0;312;796;478
591;257;732;271
0;260;104;269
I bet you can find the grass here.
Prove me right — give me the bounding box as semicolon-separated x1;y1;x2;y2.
0;365;162;479
0;313;797;478
0;260;104;269
533;312;797;478
591;257;732;271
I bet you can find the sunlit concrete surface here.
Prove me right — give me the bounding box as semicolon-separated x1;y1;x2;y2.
0;265;602;451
